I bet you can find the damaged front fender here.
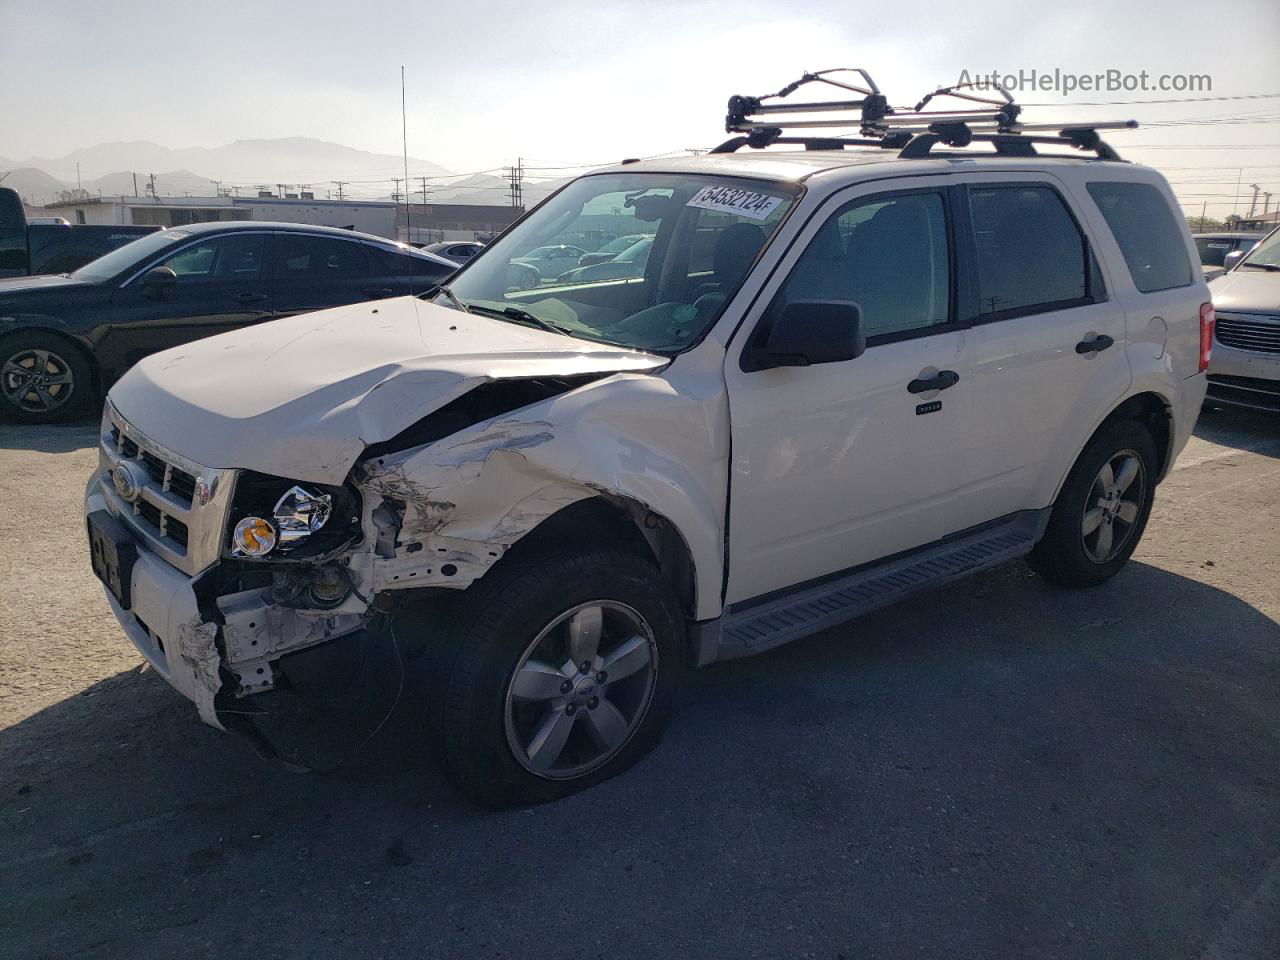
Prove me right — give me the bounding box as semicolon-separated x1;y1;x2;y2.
356;370;729;619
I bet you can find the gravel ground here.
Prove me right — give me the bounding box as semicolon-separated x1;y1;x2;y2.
1;408;1278;960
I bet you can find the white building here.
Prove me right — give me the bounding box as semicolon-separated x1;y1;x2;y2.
42;194;399;239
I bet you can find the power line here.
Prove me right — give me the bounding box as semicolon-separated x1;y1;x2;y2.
1021;92;1280;106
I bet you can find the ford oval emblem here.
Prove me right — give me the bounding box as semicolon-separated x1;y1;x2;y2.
112;461;144;502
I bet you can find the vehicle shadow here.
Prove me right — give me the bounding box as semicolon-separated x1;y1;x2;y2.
0;420;98;454
3;559;1278;959
1195;404;1280;458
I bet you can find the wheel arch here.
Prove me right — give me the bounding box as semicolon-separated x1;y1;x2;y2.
480;495;698;623
1051;390;1175;502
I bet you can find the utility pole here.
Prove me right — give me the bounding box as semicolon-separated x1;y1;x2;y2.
508;158;523;209
132;172;139;197
211;179;221;197
1265;192;1274;216
332;180;348;201
1234;168;1243;217
1199;201;1207;231
76;162;81;193
148;173;157;201
1248;184;1260;217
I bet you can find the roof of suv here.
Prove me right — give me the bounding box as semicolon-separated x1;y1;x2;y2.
596;150;1148;184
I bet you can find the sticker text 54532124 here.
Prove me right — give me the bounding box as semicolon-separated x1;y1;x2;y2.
686;186;783;221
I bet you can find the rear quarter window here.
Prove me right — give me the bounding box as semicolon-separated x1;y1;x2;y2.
1087;181;1193;293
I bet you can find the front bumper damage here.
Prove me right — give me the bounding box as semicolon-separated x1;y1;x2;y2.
86;478;376;730
84;415;576;730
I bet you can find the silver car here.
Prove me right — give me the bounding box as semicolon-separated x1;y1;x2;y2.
1207;225;1280;412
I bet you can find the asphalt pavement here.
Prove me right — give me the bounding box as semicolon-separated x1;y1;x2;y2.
1;409;1277;960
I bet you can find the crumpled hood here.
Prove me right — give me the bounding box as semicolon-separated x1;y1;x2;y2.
1210;268;1280;312
109;295;665;484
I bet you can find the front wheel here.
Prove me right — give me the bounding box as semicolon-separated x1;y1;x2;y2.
422;549;685;807
1027;419;1158;587
0;333;95;424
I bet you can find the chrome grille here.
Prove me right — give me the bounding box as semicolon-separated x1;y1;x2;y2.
99;403;236;576
1215;311;1280;355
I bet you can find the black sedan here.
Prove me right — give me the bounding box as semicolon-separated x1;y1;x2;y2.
420;240;485;265
0;222;455;423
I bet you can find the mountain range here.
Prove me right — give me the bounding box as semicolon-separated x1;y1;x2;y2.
0;137;508;205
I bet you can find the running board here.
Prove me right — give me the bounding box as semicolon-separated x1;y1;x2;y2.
700;510;1049;664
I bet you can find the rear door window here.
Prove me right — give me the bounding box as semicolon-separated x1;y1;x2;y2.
966;185;1093;319
1087;181;1193;293
273;235;372;281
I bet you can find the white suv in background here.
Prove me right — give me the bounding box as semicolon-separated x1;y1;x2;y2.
85;145;1210;806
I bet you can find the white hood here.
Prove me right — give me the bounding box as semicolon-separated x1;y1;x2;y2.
109;296;665;484
1210;268;1280;313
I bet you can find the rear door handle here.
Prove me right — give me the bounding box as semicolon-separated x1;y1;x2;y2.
362;287;394;298
235;292;268;304
907;370;960;394
1075;334;1115;355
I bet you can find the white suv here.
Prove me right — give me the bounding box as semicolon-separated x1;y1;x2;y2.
85;131;1211;806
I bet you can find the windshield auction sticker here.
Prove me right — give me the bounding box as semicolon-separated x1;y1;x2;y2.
687;186;783;221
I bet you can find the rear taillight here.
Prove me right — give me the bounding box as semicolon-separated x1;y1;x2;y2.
1199;302;1215;372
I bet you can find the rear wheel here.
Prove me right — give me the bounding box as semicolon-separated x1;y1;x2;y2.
1027;419;1157;587
421;549;685;807
0;333;95;424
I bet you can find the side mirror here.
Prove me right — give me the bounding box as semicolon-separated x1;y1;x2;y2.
140;266;177;299
749;300;866;371
1223;250;1245;271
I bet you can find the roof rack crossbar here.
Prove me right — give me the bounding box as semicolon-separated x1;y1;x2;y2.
717;70;1138;160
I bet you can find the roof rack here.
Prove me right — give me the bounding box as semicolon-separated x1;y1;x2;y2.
712;71;1138;161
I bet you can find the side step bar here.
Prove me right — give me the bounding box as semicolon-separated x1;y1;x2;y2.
699;510;1050;664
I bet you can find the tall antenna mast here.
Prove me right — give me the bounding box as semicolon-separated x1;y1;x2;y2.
401;65;411;244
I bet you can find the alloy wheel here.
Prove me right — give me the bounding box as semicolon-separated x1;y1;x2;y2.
1081;449;1146;564
1;348;76;414
504;600;658;780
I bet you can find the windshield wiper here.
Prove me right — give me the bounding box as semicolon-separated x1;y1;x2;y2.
434;283;471;312
1239;261;1280;272
467;302;573;337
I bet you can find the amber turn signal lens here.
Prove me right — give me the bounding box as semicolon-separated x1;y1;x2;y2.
232;516;278;557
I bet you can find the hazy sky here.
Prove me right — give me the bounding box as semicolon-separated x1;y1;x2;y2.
2;0;1278;216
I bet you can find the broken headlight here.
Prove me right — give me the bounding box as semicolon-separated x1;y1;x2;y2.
273;485;333;546
227;472;361;560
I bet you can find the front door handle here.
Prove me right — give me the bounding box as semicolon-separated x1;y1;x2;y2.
362;287;394;298
1075;334;1115;355
907;370;960;394
235;292;268;304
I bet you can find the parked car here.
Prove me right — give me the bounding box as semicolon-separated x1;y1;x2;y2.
1;222;455;423
421;240;485;265
555;235;653;284
575;233;652;268
86;130;1209;808
0;185;158;278
1194;231;1265;281
1205;225;1280;412
511;243;587;281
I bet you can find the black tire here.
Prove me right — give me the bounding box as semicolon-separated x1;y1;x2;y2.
1027;418;1158;587
419;549;685;808
0;332;95;424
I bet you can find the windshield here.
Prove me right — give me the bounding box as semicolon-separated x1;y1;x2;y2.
1239;227;1280;269
1195;237;1240;267
442;173;799;354
71;230;190;281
